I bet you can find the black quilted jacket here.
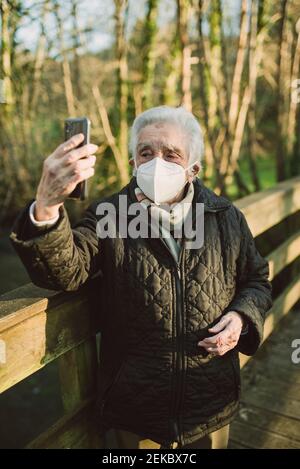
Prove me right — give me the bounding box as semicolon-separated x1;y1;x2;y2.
10;177;272;447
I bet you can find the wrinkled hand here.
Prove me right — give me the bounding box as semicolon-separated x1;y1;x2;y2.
198;311;245;356
35;133;98;221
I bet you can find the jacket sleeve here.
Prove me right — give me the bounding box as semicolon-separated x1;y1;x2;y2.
9;199;101;292
225;207;273;356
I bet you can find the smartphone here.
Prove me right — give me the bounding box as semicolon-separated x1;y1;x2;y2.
64;117;91;200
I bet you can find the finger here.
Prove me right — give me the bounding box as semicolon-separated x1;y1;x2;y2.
206;347;220;355
71;166;95;184
206;346;219;352
198;342;219;353
198;331;226;346
205;345;222;356
64;144;99;164
198;337;218;346
56;133;85;157
208;316;230;334
71;154;96;173
208;345;231;356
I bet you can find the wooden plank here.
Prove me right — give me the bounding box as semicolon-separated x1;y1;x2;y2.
242;375;300;403
236;403;300;442
263;274;300;341
230;419;300;449
267;230;300;280
243;359;300;384
0;283;60;330
241;311;300;376
26;398;103;449
235;176;300;237
241;388;300;420
240;274;300;368
58;338;98;413
0;279;100;332
0;294;96;393
228;439;249;449
231;309;300;449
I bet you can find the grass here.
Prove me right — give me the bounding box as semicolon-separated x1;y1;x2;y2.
203;154;276;200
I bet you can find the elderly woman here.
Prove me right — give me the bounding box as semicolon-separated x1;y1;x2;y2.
10;105;272;449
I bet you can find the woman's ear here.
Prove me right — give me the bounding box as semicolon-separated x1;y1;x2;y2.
187;163;200;182
192;163;201;175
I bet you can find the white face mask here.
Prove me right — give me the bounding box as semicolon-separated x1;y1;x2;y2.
135;157;196;205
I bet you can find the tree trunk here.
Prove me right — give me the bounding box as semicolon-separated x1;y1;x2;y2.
177;0;192;111
142;0;159;109
196;0;222;184
71;0;82;101
247;0;260;191
163;16;181;106
287;19;300;171
275;0;289;182
92;85;129;185
29;0;49;115
114;0;129;186
53;0;76;116
0;0;14;108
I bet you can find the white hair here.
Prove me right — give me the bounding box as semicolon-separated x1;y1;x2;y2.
128;105;204;176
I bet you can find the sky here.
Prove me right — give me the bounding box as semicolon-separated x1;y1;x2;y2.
16;0;243;56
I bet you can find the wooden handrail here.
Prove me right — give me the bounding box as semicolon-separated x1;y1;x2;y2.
0;284;98;393
1;177;300;448
235;175;300;237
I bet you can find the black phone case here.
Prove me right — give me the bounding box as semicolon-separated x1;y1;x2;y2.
64;117;91;200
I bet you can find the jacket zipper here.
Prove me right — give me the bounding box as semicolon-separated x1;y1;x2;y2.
136;198;231;445
157;233;186;447
170;240;186;447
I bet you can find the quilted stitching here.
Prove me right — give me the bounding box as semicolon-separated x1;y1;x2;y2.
10;177;273;446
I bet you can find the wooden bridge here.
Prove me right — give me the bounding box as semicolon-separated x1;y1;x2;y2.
1;176;300;449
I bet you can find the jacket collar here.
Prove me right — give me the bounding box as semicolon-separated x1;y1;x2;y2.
192;178;231;213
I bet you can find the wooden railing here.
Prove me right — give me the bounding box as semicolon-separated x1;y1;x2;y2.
1;176;300;448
